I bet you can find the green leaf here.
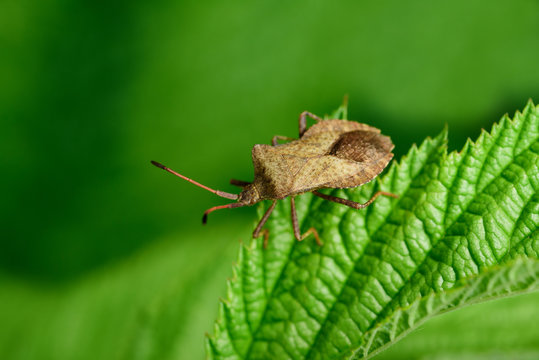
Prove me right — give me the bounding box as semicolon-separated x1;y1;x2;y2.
207;100;539;359
0;222;246;360
374;290;539;359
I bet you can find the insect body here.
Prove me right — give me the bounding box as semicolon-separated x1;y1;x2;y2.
152;111;397;247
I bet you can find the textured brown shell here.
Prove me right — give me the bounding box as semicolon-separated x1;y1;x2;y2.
251;119;394;200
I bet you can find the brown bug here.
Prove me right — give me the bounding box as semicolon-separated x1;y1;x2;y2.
152;110;397;247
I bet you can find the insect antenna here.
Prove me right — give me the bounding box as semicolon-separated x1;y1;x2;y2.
151;161;239;200
202;203;246;224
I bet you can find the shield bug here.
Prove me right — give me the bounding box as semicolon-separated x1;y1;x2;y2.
152;110;397;247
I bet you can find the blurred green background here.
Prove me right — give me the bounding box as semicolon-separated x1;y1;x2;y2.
1;0;538;359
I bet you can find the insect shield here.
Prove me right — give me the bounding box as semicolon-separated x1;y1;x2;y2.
152;110;397;247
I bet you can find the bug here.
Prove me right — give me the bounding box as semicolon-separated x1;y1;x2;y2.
152;110;397;247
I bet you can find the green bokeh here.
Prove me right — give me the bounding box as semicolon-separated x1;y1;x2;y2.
1;0;538;358
2;0;538;281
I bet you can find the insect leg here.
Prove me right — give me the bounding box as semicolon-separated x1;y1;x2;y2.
312;190;398;209
290;196;322;246
230;179;251;187
298;111;324;137
271;135;295;146
252;200;277;248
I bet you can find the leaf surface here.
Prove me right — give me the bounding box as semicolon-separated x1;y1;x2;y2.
207;101;539;360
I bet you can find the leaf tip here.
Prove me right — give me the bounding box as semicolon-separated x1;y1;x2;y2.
437;124;449;143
